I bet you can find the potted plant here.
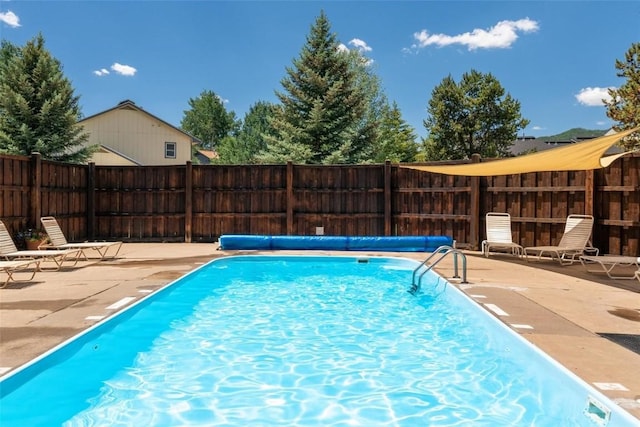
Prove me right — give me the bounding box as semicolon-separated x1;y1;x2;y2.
15;228;49;250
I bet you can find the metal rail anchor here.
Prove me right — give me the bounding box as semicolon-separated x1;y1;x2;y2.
408;246;467;295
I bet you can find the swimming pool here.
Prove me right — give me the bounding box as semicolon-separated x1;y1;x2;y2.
0;256;636;426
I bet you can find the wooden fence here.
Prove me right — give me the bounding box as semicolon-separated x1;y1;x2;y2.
1;152;638;255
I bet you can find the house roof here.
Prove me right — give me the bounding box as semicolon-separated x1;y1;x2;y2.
509;132;624;156
96;144;142;165
196;149;219;160
79;99;201;143
509;138;577;156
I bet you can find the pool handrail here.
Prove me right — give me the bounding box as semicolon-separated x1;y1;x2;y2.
408;245;468;294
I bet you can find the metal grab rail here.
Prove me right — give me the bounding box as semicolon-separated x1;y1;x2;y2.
408;245;468;295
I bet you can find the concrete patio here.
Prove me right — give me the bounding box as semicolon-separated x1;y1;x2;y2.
1;243;639;421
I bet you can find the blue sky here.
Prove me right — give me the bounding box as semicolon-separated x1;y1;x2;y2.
1;1;639;139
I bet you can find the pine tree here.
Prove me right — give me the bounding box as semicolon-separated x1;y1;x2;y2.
422;70;528;160
260;11;367;164
374;102;418;163
0;34;93;162
605;42;640;150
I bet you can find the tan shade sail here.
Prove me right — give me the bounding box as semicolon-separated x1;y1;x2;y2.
402;127;639;176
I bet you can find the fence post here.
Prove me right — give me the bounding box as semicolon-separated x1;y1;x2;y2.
185;161;192;243
384;160;392;236
286;161;294;235
584;169;595;219
469;154;481;250
30;152;42;229
87;162;96;240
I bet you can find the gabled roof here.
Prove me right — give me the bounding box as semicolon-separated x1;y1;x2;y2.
196;149;219;160
96;144;142;165
509;138;576;156
79;99;201;143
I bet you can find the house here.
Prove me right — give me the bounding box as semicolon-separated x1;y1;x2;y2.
509;135;606;156
509;136;577;156
79;100;200;165
194;148;219;165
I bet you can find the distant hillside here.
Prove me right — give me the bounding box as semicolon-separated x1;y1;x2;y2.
537;128;607;142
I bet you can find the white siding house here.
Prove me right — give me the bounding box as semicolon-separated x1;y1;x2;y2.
79;100;199;165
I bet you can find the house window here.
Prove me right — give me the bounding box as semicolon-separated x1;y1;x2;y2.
165;142;176;159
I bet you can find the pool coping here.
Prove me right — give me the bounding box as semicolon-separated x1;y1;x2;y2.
0;243;639;420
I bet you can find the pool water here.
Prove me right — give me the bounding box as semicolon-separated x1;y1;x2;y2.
0;256;636;426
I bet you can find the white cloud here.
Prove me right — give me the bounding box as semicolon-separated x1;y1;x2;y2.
111;63;137;76
337;43;349;53
349;38;372;52
0;10;20;27
575;87;613;106
93;68;110;77
532;126;544;131
412;18;539;51
337;39;374;66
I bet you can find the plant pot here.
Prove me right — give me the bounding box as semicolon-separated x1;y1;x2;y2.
26;240;47;250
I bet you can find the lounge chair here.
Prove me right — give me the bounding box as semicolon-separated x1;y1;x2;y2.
481;212;523;257
0;221;82;270
524;214;595;265
579;255;640;280
0;259;40;287
40;216;122;260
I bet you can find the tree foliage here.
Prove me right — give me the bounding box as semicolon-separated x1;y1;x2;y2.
216;101;278;164
181;90;239;150
422;69;529;160
373;102;418;163
342;48;387;163
259;11;368;164
605;42;640;150
0;34;93;163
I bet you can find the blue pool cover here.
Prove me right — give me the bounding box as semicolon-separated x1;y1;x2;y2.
218;235;453;252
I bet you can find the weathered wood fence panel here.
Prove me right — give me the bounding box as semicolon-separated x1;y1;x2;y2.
93;165;186;241
1;153;639;255
293;164;386;236
393;167;473;247
40;159;89;242
594;154;640;255
0;154;32;234
191;164;288;240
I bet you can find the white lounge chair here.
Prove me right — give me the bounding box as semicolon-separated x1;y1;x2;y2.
0;221;81;270
40;216;122;261
524;214;595;265
481;212;523;257
579;255;640;279
0;259;40;287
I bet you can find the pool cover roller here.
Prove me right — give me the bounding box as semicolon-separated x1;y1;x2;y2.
218;235;453;252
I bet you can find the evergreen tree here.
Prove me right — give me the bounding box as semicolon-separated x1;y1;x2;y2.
605;42;640;150
422;70;529;160
216;101;278;164
344;48;386;163
0;34;93;162
260;11;367;164
181;90;239;150
373;102;418;163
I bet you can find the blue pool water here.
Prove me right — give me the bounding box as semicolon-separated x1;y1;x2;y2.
0;256;636;426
